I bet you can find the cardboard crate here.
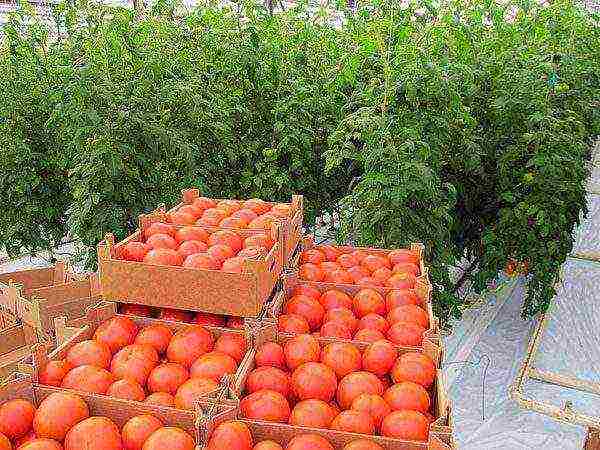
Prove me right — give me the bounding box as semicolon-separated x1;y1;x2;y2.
270;275;440;357
0;373;233;447
197;331;454;449
291;236;429;285
98;215;283;318
0;263;101;337
27;302;252;411
173;189;304;269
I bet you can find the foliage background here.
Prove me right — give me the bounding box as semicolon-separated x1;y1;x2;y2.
0;0;598;320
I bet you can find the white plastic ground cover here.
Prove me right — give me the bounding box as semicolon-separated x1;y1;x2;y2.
522;257;600;421
447;279;588;449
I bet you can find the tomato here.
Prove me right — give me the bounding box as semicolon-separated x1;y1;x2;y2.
170;212;196;226
386;321;425;346
386;273;417;290
123;241;151;262
278;314;310;334
246;367;291;399
0;399;35;439
361;255;391;272
351;394;391;430
319;290;352;310
64;417;122;450
17;439;63;450
226;316;245;329
144;223;176;239
120;304;155;317
142;427;195;450
183;253;220;270
111;344;159;386
284;295;325;331
298;263;325;282
331;410;375;435
386;290;420;309
193;197;217;211
371;267;392;283
190;351;237;381
301;249;326;265
325;269;353;284
343;440;385;450
61;365;114;394
106;379;146;401
318;245;342;262
353;329;385;343
387;305;429;329
356;277;382;287
214;333;247;362
380;410;429;441
174;226;209;244
0;433;10;450
146;233;178;250
135;324;173;354
291;362;337;402
336;253;359;269
66;340;112;369
283;334;320;370
237;246;266;259
336;371;384;409
206;244;235;264
248;216;276;231
39;360;72;387
143;249;183;267
388;249;420;265
347;266;371;283
254;441;283;450
199;208;228;226
94;316;138;354
33;392;89;441
392;262;420;276
178;204;204;219
222;256;248;273
158;308;194;323
323;307;357;332
147;363;189;395
243;199;272;215
321;342;362;379
174;378;219;410
289;400;337;428
292;285;321;302
384;382;430;413
240;390;291;423
206;421;253;450
353;289;386;318
319;321;352;339
208;230;243;253
357;314;389;335
391;352;436;388
122;415;163;450
362;340;397;377
220;217;248;229
233;208;259;223
167;326;214;368
255;342;286;369
177;240;208;259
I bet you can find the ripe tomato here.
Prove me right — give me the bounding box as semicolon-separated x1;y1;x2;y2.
380;410;429;441
146;233;178;250
233;208;259;223
291;362;337;402
142;427;196;450
147;363;189;395
123;241;151;262
301;249;326;265
144;248;183;266
361;255;391;272
143;393;175;407
193;197;217;210
387;305;429;329
343;440;385;450
61;365;114;394
0;399;35;439
94;316;138;354
206;421;253;450
39;360;72;387
66;340;112;369
388;249;420;265
323;307;357;332
321;342;362;379
347;266;371;283
169;211;196;226
286;435;334;450
362;340;397;377
320;321;352;339
325;269;353;284
158;308;194;323
298;263;325;282
331;410;375;435
284;295;325;331
386;321;426;346
384;382;430;413
220;216;248;229
246;367;291;399
206;245;235;264
278;314;310;334
318;245;342;262
178;204;204;219
174;226;209;244
106;379;146;401
144;223;176;239
167;327;214;368
351;394;391;430
386;290;420;309
292;285;322;302
208;230;243;253
183;253;220;270
243;199;272;214
33;392;89;441
255;342;286;369
177;240;208;259
190;351;238;381
122;415;163;450
289;400;337;428
386;273;417;290
371;267;392;283
111;344;159;386
64;417;122;450
244;234;274;250
214;333;247;362
134;324;173;354
240;390;291;423
391;352;436;388
320;290;352;310
354;328;385;343
336;253;359;269
353;289;386;318
174;378;219;410
283;334;320;370
392;262;420;276
357;313;389;335
336;371;384;409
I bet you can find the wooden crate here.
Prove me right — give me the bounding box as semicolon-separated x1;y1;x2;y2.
27;302;252;410
0;373;234;448
173;189;304;269
98;214;283;318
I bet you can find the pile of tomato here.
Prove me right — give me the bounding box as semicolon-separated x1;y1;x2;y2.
38;315;247;411
279;284;429;346
0;393;195;450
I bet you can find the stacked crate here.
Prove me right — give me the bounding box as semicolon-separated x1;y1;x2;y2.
0;189;454;450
